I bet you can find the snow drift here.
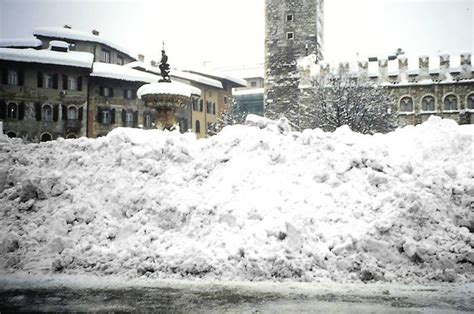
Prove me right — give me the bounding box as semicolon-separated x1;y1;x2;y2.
0;116;473;283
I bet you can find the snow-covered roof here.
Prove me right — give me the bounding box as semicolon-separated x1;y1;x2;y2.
172;70;223;89
91;62;159;83
33;26;136;60
184;67;247;87
233;88;264;96
0;38;42;48
223;67;264;80
49;40;69;50
125;61;148;71
0;47;93;68
126;61;224;89
137;81;201;99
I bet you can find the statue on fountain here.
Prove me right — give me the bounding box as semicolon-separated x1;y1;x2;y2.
159;50;171;82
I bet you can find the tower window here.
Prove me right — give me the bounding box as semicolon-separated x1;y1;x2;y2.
286;14;293;22
287;32;294;40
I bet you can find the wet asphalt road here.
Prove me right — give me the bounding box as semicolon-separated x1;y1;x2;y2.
0;285;471;313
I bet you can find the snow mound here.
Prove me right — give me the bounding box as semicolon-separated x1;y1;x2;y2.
0;117;473;283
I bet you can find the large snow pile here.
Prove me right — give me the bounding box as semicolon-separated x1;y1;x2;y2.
0;116;472;283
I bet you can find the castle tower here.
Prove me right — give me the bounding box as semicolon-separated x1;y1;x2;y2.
264;0;324;129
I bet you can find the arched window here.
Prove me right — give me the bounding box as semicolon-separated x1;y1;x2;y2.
67;106;77;120
443;94;458;111
42;104;53;121
6;131;16;138
7;102;18;119
399;96;414;112
421;95;435;112
66;133;77;139
40;133;52;142
195;120;201;133
467;93;474;110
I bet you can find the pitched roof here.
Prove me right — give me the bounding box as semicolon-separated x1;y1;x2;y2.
33;26;136;60
0;47;94;68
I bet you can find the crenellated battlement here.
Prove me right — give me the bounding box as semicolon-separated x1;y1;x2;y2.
304;53;473;86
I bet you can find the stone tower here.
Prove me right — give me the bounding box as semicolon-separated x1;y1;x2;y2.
264;0;324;129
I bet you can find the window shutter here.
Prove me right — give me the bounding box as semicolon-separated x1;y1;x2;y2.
52;74;59;89
99;87;104;96
133;89;137;99
62;75;68;90
62;104;67;120
78;107;83;121
97;107;103;123
111;108;115;124
18;70;24;86
213;103;216;114
37;72;43;88
121;109;126;126
53;105;59;121
0;101;6;119
35;103;41;121
123;89;127;99
1;68;7;85
110;88;114;97
77;76;83;91
18;102;25;120
133;111;138;127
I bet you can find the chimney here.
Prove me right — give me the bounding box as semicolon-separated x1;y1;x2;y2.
138;54;145;62
63;25;72;29
92;29;99;36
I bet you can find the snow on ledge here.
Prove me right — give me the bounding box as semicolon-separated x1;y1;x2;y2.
91;62;159;83
0;38;42;48
0;47;93;68
137;81;201;99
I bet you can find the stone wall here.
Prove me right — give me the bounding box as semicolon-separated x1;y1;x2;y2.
264;0;324;129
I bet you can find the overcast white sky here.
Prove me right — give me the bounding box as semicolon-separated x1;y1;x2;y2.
0;0;472;70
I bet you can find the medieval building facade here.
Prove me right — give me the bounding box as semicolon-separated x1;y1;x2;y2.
0;26;245;141
264;0;473;128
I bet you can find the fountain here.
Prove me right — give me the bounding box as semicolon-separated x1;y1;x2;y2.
137;49;200;130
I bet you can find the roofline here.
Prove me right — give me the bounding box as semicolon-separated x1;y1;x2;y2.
33;33;137;61
0;57;92;70
185;70;247;88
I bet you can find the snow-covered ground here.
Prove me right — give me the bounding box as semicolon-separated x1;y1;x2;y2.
0;116;472;283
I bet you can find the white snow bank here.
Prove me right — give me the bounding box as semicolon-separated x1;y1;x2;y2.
137;81;201;98
0;48;93;68
0;117;472;283
91;62;159;83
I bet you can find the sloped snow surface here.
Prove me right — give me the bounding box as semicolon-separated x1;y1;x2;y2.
0;117;473;283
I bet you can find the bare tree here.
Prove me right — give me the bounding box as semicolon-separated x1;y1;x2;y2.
216;98;248;130
304;73;397;134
